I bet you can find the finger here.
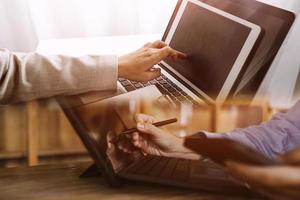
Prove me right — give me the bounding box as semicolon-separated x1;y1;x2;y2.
156;46;187;61
135;114;157;124
132;132;140;141
138;67;161;82
107;131;118;148
137;123;164;138
144;68;161;81
226;161;300;188
133;140;141;148
150;40;167;49
170;49;188;60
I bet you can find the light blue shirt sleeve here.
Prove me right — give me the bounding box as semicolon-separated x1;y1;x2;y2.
205;101;300;159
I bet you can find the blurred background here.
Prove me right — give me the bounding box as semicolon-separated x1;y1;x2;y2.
0;0;299;168
0;0;177;52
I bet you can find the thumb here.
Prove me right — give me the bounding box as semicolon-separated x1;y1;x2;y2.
137;122;163;138
144;68;161;81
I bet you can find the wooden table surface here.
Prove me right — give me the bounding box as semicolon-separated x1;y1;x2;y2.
0;162;261;200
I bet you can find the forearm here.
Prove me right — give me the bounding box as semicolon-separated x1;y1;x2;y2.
205;102;300;159
0;49;118;104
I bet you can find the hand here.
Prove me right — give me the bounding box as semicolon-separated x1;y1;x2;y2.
118;40;187;82
123;114;201;160
226;148;300;200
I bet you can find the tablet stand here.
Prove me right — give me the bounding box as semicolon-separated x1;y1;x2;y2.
80;163;102;178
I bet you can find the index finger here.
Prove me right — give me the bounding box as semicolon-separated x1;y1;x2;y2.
156;46;187;61
150;40;168;49
135;114;157;124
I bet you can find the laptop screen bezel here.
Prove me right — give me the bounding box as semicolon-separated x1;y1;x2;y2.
160;0;262;104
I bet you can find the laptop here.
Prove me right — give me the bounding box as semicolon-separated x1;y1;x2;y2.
57;0;293;196
118;0;262;105
62;86;252;195
200;0;295;100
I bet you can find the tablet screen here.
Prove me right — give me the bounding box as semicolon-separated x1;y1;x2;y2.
164;1;252;100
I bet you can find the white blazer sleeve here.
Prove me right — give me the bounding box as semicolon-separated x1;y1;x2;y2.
0;49;118;104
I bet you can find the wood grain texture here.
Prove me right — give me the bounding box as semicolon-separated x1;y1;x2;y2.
0;162;261;200
27;100;39;166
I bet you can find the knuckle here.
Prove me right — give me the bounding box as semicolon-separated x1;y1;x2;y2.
143;42;151;47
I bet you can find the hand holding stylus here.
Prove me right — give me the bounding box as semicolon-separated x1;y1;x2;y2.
118;114;201;160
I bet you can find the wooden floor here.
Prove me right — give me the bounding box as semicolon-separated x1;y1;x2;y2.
0;162;262;200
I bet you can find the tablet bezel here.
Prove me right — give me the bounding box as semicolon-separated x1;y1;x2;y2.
161;0;262;104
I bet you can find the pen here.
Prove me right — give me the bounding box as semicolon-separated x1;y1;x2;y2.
121;118;178;135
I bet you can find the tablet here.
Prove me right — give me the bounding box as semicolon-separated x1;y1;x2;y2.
184;137;278;166
161;0;262;103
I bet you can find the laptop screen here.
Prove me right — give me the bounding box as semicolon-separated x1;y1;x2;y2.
201;0;294;98
163;0;252;100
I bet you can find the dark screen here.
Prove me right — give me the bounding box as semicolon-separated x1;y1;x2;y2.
200;0;293;98
164;2;251;99
75;101;142;173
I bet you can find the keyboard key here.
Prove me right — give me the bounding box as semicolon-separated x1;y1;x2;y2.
172;91;181;97
134;83;143;89
162;83;172;88
172;159;190;180
161;88;169;95
136;156;162;175
130;81;138;84
156;85;169;95
158;80;168;85
169;95;177;102
125;156;151;173
148;157;170;177
125;85;135;91
121;81;132;87
149;80;157;84
173;85;183;91
160;158;179;178
180;91;189;96
186;96;194;101
143;83;151;87
177;96;188;102
166;78;173;83
166;87;177;93
156;77;164;81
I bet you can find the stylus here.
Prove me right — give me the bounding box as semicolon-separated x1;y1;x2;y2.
121;118;178;135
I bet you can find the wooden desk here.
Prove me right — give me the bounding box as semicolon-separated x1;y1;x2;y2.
0;162;260;200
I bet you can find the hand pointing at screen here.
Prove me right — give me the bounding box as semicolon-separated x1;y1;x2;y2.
118;40;187;82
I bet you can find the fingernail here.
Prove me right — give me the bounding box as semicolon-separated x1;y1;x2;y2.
137;123;145;130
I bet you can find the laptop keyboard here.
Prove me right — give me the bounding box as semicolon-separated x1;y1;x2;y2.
118;75;199;106
123;155;227;181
